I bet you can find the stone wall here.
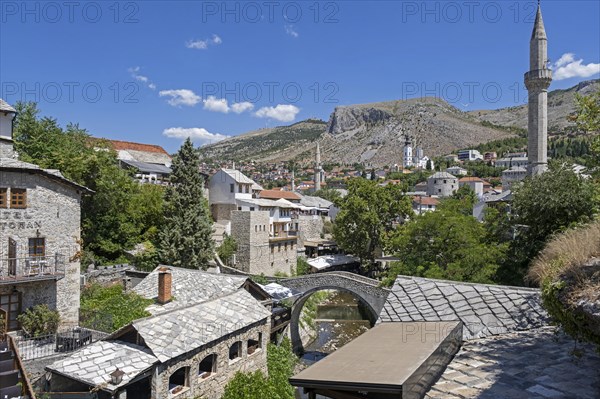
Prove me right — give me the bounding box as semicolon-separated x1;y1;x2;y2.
151;320;270;399
295;215;324;247
0;170;82;327
211;203;237;222
231;211;295;276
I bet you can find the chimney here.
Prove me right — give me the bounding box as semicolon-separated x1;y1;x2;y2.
157;267;172;304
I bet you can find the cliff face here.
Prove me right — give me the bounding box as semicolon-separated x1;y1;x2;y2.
315;97;514;167
327;107;394;135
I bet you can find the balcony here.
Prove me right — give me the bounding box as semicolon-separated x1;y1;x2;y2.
0;255;66;284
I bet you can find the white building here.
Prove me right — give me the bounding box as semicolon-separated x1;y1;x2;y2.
458;177;485;199
495;156;529;169
458;150;484;162
502;166;528;191
446;166;468;176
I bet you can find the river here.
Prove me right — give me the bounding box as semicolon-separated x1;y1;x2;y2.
295;290;374;398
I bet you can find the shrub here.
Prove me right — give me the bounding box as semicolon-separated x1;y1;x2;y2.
17;304;60;337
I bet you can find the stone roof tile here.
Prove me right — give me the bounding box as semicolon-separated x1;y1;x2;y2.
46;341;157;393
133;289;271;363
379;276;549;340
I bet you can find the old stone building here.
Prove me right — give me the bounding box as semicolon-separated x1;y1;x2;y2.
426;171;458;197
0;98;88;329
46;267;272;399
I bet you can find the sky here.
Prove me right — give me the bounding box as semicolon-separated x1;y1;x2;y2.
1;0;599;153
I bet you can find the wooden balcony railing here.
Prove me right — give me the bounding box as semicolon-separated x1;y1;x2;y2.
0;254;66;283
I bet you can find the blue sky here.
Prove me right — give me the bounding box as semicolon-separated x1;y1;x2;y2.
1;1;599;153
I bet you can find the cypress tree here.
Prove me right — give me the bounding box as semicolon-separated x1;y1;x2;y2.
159;138;214;269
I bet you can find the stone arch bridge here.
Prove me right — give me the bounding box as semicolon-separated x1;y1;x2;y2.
278;272;391;354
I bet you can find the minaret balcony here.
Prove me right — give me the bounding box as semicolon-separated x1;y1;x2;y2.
524;69;553;89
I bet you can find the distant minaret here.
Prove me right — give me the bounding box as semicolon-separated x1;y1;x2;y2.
403;135;413;168
314;142;322;191
525;1;552;176
291;169;296;191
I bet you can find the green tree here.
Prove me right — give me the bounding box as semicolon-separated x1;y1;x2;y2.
221;338;297;399
80;284;153;332
500;164;598;284
217;234;237;264
333;179;412;271
386;206;506;284
572;90;600;134
12;102;163;264
159;138;215;269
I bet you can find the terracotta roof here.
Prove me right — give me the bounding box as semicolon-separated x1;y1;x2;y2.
458;177;485;183
106;139;170;155
412;196;440;206
259;189;301;201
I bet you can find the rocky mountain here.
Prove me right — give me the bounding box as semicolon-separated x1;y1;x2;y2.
199;81;597;167
469;79;599;133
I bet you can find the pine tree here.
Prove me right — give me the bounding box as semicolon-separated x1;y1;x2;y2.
159;138;214;269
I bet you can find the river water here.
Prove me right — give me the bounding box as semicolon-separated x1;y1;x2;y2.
294;291;374;398
303;291;373;354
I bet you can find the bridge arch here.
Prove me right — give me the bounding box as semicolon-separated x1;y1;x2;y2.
278;272;390;355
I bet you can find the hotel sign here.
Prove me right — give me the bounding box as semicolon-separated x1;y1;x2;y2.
0;211;42;231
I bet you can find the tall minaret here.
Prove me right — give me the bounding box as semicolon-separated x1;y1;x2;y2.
525;1;552;176
314;142;322;191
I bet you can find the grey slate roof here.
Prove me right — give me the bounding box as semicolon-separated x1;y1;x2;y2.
132;289;271;363
0;157;92;192
379;276;548;339
222;168;256;184
298;195;333;208
120;159;172;174
0;98;16;113
428;171;457;180
46;340;157;393
133;266;248;315
425;326;600;399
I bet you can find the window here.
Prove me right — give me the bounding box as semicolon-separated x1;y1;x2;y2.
0;292;21;331
198;354;217;379
247;333;262;355
255;226;258;232
284;243;288;251
29;238;45;258
0;188;6;208
229;341;242;361
230;184;234;193
278;244;281;252
10;188;26;209
169;367;189;396
238;185;243;193
271;245;274;254
250;207;255;211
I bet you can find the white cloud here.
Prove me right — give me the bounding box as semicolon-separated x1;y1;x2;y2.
163;127;229;145
255;104;300;122
285;25;299;38
159;89;201;107
552;53;600;80
186;34;223;50
203;96;230;113
128;66;156;90
201;97;255;114
231;101;254;114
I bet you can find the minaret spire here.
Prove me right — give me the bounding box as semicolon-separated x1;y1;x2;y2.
525;1;552;176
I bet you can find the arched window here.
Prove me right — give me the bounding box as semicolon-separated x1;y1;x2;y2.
198;354;217;379
168;367;189;396
229;341;242;361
